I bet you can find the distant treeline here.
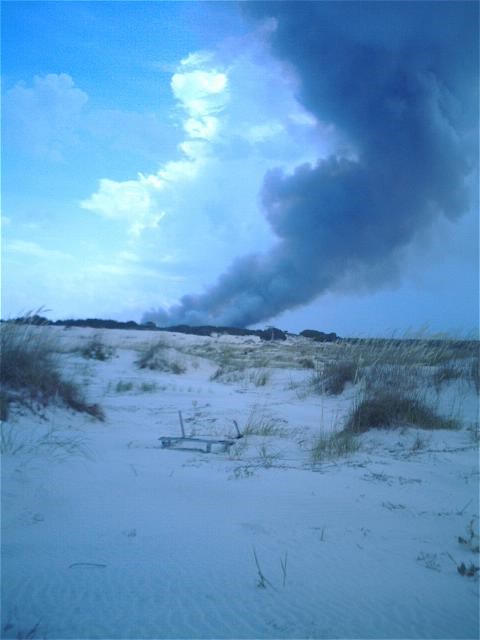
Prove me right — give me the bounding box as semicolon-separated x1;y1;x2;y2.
4;315;158;331
3;315;339;342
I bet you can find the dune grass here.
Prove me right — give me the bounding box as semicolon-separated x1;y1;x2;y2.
136;340;186;374
0;320;104;420
309;335;476;460
344;391;459;433
80;334;115;361
311;429;360;461
311;359;358;395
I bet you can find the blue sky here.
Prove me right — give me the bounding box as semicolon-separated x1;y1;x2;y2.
2;1;478;336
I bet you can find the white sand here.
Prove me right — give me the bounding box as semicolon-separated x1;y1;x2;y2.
2;327;479;639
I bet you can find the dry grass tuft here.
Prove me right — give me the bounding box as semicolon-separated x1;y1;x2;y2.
80;334;115;361
312;359;358;395
344;391;459;433
1;320;104;420
311;429;360;461
136;340;186;374
309;335;476;448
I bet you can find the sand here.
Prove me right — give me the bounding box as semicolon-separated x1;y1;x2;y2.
2;327;479;639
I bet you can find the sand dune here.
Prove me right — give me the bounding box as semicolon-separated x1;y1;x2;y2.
2;327;478;639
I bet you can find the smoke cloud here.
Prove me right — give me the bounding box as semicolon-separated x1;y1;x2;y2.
144;1;478;328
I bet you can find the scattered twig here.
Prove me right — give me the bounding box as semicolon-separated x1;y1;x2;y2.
456;499;473;516
233;419;243;439
68;562;107;569
178;410;185;438
252;547;276;590
280;551;288;587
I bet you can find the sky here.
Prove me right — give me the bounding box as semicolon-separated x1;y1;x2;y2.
1;1;478;337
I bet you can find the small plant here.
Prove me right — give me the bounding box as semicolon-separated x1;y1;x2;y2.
416;552;441;572
469;358;479;392
1;389;10;421
228;437;248;459
81;334;114;361
140;381;157;393
457;562;479;577
257;443;280;468
467;422;480;444
458;519;480;554
411;432;429;452
1;421;90;459
243;416;284;437
249;368;270;387
1;422;26;455
210;364;246;383
230;464;255;479
115;381;134;393
136;341;186;374
312;359;358;395
311;429;360;461
169;361;187;375
299;357;315;369
252;547;274;589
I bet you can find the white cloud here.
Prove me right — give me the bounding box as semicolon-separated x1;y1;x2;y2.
81;51;229;236
184;115;219;140
81;177;166;237
180;51;214;68
6;240;72;261
171;69;228;114
3;73;88;161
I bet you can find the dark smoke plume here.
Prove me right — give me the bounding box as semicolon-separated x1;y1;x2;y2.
144;1;478;328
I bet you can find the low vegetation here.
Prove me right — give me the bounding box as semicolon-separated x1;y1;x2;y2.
312;359;358;395
1;320;104;420
80;334;115;361
311;429;360;461
115;381;134;393
309;336;477;431
136;340;186;374
344;391;458;433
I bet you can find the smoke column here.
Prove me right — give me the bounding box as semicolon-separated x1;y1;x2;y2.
144;1;478;328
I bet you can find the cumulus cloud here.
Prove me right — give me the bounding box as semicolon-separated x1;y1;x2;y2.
144;1;478;328
81;54;229;235
80;177;167;237
3;73;88;161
